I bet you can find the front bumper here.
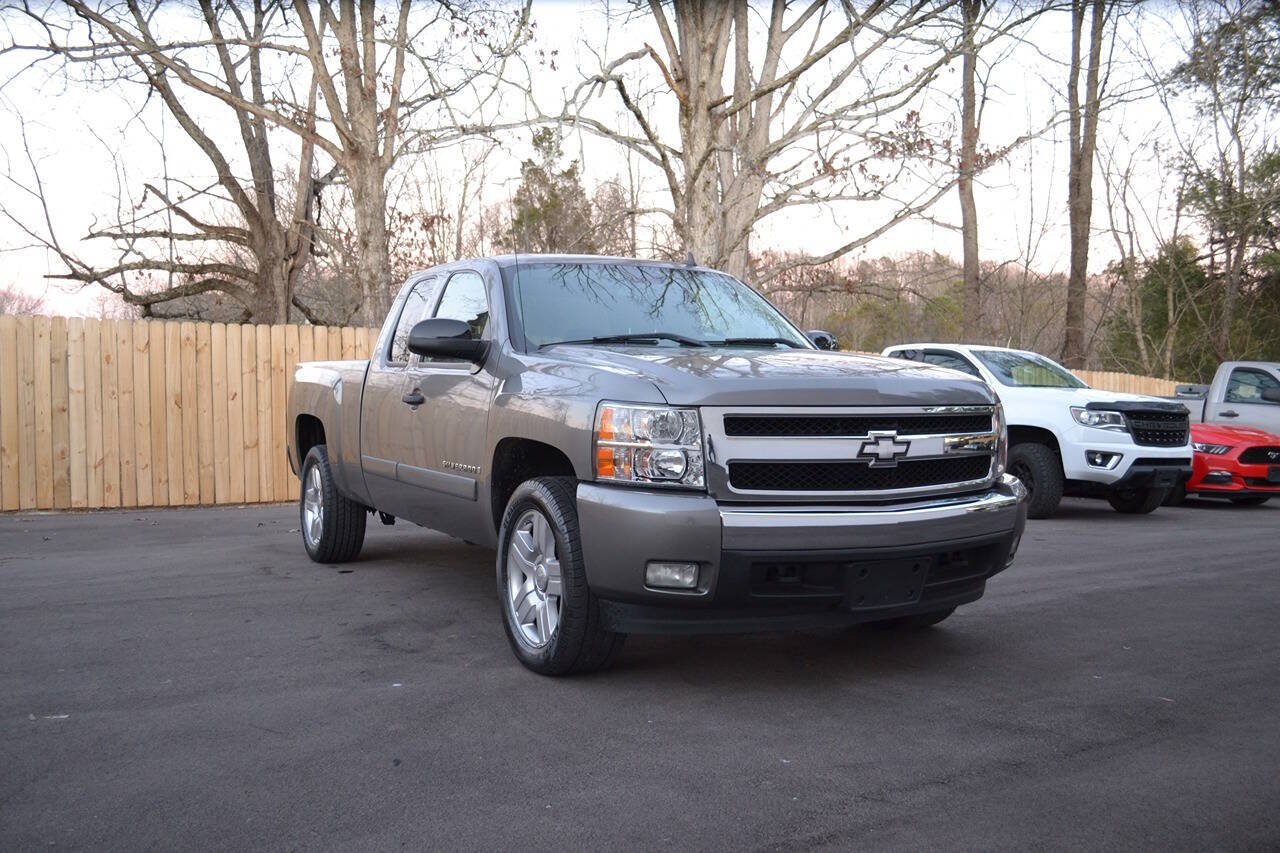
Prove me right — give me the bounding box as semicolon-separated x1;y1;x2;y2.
576;474;1027;634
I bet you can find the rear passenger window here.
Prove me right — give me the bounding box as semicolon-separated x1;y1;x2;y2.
923;352;981;378
387;277;439;365
1225;368;1280;404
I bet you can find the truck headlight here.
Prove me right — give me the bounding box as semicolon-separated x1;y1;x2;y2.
1070;407;1127;431
1192;441;1231;455
595;403;705;488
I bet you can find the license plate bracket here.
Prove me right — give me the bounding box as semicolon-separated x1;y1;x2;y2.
1152;469;1179;488
845;557;930;610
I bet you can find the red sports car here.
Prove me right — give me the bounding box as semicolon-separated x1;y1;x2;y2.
1165;423;1280;506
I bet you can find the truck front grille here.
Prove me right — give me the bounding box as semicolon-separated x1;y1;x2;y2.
728;456;991;492
1123;410;1189;447
1239;446;1280;464
723;412;992;437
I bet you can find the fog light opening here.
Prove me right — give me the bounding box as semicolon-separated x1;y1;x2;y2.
1085;450;1122;470
645;561;700;590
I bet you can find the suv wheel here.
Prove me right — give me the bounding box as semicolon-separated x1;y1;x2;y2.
1108;486;1168;514
300;445;367;562
497;477;625;675
1007;442;1063;519
1229;495;1271;506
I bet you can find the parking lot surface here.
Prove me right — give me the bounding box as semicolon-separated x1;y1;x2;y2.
2;497;1278;851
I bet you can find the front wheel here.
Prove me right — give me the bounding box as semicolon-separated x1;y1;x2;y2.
1229;495;1271;506
300;445;367;563
1108;486;1168;514
496;477;624;675
1007;442;1063;519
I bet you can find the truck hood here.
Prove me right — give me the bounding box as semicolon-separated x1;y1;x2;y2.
998;385;1176;411
542;345;996;406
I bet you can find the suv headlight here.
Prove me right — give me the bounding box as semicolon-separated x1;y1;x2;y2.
1070;407;1127;431
594;403;705;488
1192;441;1231;455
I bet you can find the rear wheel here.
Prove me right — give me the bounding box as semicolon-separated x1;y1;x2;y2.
1162;482;1187;506
300;445;367;563
871;607;956;630
1007;442;1063;519
496;477;624;675
1108;486;1168;514
1229;495;1271;506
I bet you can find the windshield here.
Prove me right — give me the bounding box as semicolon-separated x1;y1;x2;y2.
506;262;810;349
972;349;1088;389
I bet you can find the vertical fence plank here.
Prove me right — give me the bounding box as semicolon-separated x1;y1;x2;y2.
180;322;200;505
283;325;299;496
67;318;88;509
50;318;70;509
33;317;53;509
256;324;274;502
225;324;245;504
313;325;329;360
211;324;229;503
195;323;215;504
100;320;121;508
15;317;37;509
0;315;18;511
152;320;172;506
271;325;287;500
328;327;342;363
115;321;137;507
165;322;184;507
83;319;105;506
340;326;355;361
242;325;260;504
299;324;314;364
132;321;153;507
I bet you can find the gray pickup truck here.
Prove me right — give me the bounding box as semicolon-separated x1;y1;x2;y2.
287;255;1027;674
1169;361;1280;434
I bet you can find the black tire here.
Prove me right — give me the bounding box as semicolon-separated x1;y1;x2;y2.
1228;495;1271;506
1007;442;1063;519
300;445;367;563
496;476;624;675
871;607;956;630
1107;486;1168;514
1162;482;1187;506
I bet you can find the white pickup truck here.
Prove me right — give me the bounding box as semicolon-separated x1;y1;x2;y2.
882;344;1192;518
1168;361;1280;433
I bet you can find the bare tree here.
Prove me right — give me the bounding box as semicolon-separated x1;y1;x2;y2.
1060;0;1109;368
0;283;45;315
958;0;982;340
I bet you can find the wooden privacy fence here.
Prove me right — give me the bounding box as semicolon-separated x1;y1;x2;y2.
0;315;376;512
0;314;1184;512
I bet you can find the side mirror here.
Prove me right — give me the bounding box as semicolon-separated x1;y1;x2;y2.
1262;388;1280;403
805;329;840;351
407;318;489;364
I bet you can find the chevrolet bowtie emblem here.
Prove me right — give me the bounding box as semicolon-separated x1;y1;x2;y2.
856;431;911;467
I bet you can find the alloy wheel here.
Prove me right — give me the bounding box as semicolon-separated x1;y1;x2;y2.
506;508;563;648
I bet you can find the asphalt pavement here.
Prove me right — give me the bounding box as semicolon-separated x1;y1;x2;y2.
2;497;1278;851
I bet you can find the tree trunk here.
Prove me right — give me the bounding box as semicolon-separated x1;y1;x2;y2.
959;0;981;341
1061;0;1107;369
349;159;393;323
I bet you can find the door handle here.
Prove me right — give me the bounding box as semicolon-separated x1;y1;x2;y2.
1221;410;1239;418
402;389;425;407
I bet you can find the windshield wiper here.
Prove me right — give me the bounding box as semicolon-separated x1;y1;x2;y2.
708;337;804;348
541;332;708;348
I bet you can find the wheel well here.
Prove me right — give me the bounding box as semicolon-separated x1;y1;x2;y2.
490;438;576;532
1007;425;1061;457
296;415;326;463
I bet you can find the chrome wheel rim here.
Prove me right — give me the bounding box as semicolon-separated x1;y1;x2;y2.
505;508;562;649
302;465;324;549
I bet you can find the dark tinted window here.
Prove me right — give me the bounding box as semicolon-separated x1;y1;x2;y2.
387;277;439;365
1226;367;1280;404
433;271;489;341
923;351;980;377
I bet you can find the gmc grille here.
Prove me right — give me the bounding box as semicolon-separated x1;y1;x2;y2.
723;412;992;437
1123;410;1189;447
728;455;992;492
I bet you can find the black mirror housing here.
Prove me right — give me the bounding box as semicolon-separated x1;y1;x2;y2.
1262;387;1280;403
407;318;489;364
805;329;840;351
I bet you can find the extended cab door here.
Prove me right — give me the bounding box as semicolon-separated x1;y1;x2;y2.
1212;365;1280;433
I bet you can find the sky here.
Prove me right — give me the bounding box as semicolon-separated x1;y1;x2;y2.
0;1;1199;317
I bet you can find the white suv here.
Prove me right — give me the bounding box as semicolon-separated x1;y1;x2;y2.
881;344;1192;518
